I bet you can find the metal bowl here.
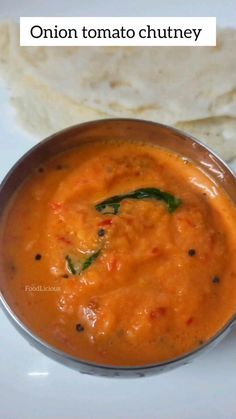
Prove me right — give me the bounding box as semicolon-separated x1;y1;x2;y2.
0;118;236;378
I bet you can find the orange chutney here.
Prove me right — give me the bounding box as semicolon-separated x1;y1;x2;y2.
1;140;236;366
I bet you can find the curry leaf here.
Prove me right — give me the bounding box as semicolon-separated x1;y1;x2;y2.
81;249;101;272
65;250;101;276
95;187;182;215
65;255;77;275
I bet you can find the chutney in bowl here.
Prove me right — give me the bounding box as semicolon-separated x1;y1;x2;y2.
1;119;236;377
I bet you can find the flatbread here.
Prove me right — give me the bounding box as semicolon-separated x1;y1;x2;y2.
10;75;109;138
6;23;236;122
0;21;10;73
176;116;236;162
0;21;236;161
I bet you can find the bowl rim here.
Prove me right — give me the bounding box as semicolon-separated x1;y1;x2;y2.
1;117;236;373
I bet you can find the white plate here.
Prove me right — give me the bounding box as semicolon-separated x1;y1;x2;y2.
1;2;236;417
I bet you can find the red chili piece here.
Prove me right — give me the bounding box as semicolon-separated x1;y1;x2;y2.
50;202;63;212
98;219;113;227
58;236;72;245
150;307;167;320
186;317;194;326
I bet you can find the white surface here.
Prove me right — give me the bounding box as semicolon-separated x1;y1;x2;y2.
0;0;236;28
1;1;236;418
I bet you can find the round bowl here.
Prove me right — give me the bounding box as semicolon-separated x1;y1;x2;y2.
0;118;236;378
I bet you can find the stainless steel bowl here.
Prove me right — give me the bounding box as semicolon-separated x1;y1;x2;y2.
1;118;236;378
